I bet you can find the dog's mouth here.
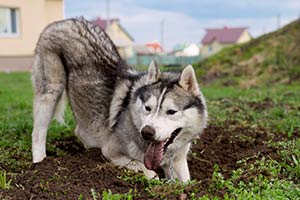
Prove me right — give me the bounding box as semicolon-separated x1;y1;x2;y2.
144;128;182;171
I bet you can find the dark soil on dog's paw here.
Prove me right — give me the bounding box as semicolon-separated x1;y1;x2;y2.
1;121;292;199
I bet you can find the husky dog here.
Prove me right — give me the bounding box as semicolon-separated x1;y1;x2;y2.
32;18;208;181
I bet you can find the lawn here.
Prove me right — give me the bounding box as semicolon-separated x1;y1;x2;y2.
0;72;299;199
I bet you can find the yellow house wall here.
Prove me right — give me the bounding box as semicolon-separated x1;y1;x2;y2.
201;41;229;58
45;0;64;25
0;0;63;56
237;30;251;44
201;30;251;58
106;22;134;58
106;22;133;46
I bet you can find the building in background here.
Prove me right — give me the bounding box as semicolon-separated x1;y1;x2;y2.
201;26;251;58
91;17;134;59
170;43;200;57
127;41;202;67
0;0;64;71
145;40;164;54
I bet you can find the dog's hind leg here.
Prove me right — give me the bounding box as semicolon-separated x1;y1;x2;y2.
31;52;66;163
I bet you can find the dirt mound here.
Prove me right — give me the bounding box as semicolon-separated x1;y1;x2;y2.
189;121;279;181
2;122;285;199
5;149;132;200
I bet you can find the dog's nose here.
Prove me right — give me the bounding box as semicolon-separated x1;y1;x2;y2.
141;125;155;141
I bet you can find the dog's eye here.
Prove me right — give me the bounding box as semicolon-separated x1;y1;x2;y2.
166;109;177;115
145;106;151;112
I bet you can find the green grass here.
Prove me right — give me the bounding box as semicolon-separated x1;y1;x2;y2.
201;84;300;133
0;72;76;171
0;72;299;199
195;20;300;87
102;189;135;200
0;170;11;190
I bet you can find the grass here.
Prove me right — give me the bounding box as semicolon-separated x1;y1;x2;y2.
195;20;300;87
201;84;300;133
0;72;299;199
102;189;135;200
0;171;11;190
0;72;75;171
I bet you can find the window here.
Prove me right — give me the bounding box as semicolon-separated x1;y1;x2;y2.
208;45;213;52
0;7;19;36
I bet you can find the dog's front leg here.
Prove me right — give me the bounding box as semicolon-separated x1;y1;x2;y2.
164;143;191;181
173;156;190;182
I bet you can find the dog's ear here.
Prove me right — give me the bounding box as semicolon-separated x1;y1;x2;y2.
179;64;200;96
146;60;161;84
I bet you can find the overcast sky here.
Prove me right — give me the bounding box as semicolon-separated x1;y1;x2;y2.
65;0;300;51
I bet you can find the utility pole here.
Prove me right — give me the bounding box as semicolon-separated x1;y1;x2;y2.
160;19;165;51
277;14;281;29
106;0;110;27
262;25;266;35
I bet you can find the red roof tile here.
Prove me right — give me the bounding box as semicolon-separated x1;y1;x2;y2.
146;41;164;52
201;26;248;45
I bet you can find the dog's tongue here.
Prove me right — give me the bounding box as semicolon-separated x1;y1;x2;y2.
144;141;164;171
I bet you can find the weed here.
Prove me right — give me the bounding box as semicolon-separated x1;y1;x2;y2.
39;179;50;192
102;189;134;200
120;169;198;198
77;194;83;200
272;138;300;181
0;170;11;190
91;188;98;200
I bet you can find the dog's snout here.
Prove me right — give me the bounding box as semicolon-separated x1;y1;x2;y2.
141;125;155;141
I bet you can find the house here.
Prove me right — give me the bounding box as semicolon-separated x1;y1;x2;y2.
0;0;64;71
132;45;154;56
91;17;134;59
170;43;200;57
201;26;251;58
126;41;164;66
145;40;164;54
127;41;202;67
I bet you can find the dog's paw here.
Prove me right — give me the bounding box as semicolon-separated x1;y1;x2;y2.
32;150;46;163
144;169;158;179
32;156;46;163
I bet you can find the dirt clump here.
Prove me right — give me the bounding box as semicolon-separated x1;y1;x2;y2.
247;97;274;111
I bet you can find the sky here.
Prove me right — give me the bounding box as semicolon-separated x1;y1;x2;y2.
65;0;300;51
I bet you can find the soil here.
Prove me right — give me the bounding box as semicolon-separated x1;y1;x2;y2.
1;121;291;200
247;97;274;111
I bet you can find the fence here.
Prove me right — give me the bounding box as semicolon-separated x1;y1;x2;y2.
126;55;202;67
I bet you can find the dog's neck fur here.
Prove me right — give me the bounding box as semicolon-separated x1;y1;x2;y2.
108;72;148;161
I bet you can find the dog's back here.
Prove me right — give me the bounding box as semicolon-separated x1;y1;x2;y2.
32;18;127;162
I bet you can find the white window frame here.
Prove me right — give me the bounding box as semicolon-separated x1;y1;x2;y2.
0;7;20;38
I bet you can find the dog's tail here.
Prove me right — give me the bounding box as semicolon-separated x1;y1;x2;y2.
53;89;67;125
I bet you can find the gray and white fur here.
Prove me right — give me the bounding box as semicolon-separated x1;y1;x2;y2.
32;18;208;181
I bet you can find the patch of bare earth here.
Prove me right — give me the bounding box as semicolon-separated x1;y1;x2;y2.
1;121;291;199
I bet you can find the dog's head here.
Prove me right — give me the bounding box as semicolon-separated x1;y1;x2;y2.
130;61;208;171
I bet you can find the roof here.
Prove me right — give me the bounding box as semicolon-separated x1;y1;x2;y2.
173;43;198;51
173;43;188;51
133;45;153;55
146;40;164;52
90;17;119;30
201;26;248;45
90;17;134;42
